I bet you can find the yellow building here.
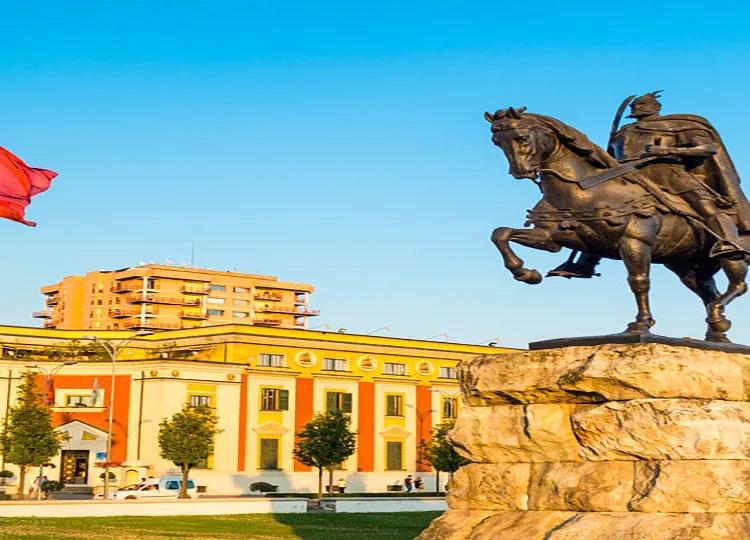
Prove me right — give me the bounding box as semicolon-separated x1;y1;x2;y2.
0;325;515;494
33;264;318;331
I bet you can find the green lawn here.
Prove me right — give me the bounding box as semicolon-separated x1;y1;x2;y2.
0;512;440;540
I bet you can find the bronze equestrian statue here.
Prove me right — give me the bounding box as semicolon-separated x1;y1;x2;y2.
486;93;750;343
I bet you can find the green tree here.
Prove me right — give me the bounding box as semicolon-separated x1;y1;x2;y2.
293;410;356;499
419;421;469;493
158;404;221;498
0;372;65;500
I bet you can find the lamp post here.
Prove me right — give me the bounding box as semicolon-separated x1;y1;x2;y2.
83;331;153;500
24;360;77;500
405;403;437;470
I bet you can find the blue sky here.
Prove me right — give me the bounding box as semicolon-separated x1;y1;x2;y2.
2;1;750;347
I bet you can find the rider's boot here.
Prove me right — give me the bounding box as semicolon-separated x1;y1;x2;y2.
707;214;748;260
547;252;602;279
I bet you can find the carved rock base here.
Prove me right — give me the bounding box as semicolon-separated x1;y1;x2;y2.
417;344;750;539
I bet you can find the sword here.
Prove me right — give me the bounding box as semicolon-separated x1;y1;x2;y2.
607;94;635;157
579;155;661;190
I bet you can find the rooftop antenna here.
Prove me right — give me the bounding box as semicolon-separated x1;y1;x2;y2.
366;326;390;336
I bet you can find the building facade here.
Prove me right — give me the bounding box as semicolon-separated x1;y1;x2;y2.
33;264;318;331
0;325;514;494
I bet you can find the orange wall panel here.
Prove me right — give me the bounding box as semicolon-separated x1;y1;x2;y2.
237;374;248;471
357;381;375;472
50;374;131;463
415;385;433;473
293;377;314;472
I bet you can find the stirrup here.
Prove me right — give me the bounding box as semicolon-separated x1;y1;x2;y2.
546;261;601;279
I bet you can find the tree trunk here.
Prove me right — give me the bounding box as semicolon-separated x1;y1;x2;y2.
328;467;334;496
180;464;190;499
317;466;323;500
435;470;440;495
18;465;27;500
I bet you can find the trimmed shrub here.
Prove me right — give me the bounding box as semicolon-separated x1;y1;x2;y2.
249;481;278;493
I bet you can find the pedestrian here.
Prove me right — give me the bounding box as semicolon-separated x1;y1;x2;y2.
414;476;423;491
39;475;48;499
337;478;347;494
404;474;413;492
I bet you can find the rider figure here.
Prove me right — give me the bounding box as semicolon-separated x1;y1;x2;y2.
549;91;750;279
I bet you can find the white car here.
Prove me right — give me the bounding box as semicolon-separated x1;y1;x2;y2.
108;477;198;500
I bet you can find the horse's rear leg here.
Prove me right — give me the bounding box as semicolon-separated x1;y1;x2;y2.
619;219;657;333
490;226;560;284
706;258;748;342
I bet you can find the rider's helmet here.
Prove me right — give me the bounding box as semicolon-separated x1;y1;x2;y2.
628;91;663;119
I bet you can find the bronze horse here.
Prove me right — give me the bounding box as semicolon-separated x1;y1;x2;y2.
486;108;749;342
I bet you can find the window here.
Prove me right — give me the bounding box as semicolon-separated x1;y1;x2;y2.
207;309;224;316
323;358;347;371
260;438;279;469
189;395;212;408
442;397;458;419
233;311;249;318
208;284;226;292
383;362;406;376
207;297;225;305
258;353;286;368
386;441;403;470
440;366;458;379
234;286;249;294
233;299;249;307
261;388;289;411
386;394;404;416
165;480;196;490
66;394;94;407
326;391;352;413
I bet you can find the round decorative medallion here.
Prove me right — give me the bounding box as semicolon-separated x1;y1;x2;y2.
227;373;236;381
171;370;180;377
357;356;377;372
416;361;434;376
149;370;159;377
295;351;316;368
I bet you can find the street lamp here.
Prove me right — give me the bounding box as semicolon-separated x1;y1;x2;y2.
24;359;77;500
24;360;78;407
82;330;153;500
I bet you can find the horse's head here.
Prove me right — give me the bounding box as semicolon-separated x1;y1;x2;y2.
485;107;556;180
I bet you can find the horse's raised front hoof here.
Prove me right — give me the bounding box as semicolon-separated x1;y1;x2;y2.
513;269;542;285
706;330;732;343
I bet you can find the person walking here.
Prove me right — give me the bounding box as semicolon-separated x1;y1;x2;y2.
414;476;423;491
404;474;413;492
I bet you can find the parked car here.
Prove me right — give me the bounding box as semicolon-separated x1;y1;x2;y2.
101;477;198;500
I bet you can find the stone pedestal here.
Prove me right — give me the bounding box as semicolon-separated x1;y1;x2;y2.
417;344;750;539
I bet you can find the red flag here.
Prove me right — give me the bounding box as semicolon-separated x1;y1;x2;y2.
0;146;57;227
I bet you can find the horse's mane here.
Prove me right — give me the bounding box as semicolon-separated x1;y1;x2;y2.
528;114;618;169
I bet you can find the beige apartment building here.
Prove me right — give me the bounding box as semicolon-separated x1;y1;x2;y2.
33;264;318;331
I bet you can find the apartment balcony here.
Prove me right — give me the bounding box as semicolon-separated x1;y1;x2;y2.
253;292;283;302
126;294;188;305
123;321;181;330
108;309;141;318
179;310;207;320
45;295;60;306
32;310;53;319
43;320;58;328
252;317;283;326
181;285;209;295
255;305;320;316
111;280;142;293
